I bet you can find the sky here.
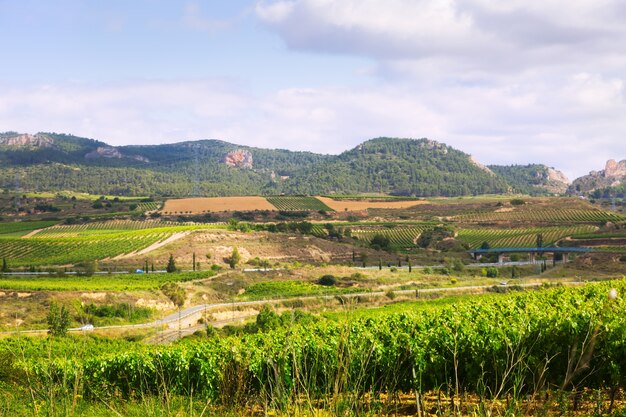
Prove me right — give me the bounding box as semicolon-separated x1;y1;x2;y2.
1;0;625;180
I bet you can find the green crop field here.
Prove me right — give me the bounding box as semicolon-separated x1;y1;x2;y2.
266;196;334;211
457;225;598;249
0;220;58;236
137;201;161;212
0;224;221;267
31;219;180;237
351;225;431;248
456;208;624;223
4;281;626;416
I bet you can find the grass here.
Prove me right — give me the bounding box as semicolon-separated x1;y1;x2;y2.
0;220;58;236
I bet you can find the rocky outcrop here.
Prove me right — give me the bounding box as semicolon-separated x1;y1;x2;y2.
469;155;494;175
223;149;253;169
605;159;626;178
0;133;55;148
544;168;570;194
85;146;123;159
570;159;626;194
85;146;150;162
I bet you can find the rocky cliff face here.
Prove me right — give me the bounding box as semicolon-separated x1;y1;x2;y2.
0;133;55;148
544;168;570;194
223;149;253;169
570;159;626;194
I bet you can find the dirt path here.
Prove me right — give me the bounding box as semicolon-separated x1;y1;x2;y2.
113;231;190;260
21;229;44;238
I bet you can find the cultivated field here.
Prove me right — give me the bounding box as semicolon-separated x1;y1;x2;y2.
317;196;426;211
2;193;626;416
162;196;275;213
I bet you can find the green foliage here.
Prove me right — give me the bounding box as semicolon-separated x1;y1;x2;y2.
317;274;337;286
161;282;185;307
255;305;281;332
0;135;512;197
84;303;153;324
227;247;241;269
166;254;177;273
47;302;71;337
485;266;500;278
488;164;560;195
12;280;626;411
416;225;455;248
369;233;391;251
1;258;7;273
510;198;526;206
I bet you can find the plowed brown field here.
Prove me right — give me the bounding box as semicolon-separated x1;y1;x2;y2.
162;197;275;213
317;196;426;212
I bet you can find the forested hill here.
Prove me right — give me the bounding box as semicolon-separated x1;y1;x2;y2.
488;164;570;195
0;132;548;197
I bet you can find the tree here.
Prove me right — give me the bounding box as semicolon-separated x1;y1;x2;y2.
370;234;391;251
228;247;241;269
1;258;8;273
192;252;196;271
536;234;543;248
166;254;177;273
47;302;71;337
480;241;491;250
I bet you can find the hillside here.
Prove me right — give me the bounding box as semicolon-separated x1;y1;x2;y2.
570;159;626;197
0;132;541;197
488;164;569;195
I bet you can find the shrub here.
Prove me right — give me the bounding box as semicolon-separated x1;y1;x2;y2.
510;198;525;206
485;266;500;278
317;275;337;286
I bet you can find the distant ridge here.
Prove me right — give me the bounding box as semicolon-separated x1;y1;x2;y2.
0;131;565;197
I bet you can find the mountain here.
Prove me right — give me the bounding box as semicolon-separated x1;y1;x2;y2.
570;159;626;197
0;131;534;197
488;164;569;195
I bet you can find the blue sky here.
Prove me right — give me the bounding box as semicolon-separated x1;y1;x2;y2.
1;0;626;179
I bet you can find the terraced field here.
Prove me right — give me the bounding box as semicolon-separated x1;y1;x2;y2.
456;208;624;223
457;225;598;249
266;196;333;211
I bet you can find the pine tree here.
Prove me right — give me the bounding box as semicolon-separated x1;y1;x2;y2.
166;254;177;273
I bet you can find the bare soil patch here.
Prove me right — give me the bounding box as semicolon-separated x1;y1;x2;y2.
317;196;426;212
162;197;275;214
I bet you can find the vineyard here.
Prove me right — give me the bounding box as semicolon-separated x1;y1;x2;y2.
455;208;624;223
351;225;431;248
136;201;161;212
266;196;333;211
0;225;216;267
457;225;598;249
31;219;180;237
7;281;626;415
